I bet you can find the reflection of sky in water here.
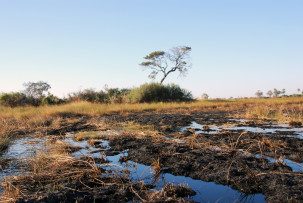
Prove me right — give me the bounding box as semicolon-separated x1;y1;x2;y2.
2;137;45;159
0;137;45;187
10;129;303;202
180;121;222;134
241;153;303;173
64;137;266;203
181;121;303;139
100;151;266;203
64;137;110;158
181;121;303;172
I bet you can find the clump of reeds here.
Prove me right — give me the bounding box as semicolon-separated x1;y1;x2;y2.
145;183;196;202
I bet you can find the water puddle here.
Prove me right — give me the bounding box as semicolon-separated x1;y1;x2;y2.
64;137;110;158
181;122;303;172
238;152;303;173
255;155;303;173
105;152;266;202
166;137;186;144
2;137;45;159
182;121;303;139
180;121;222;134
1;134;266;202
0;137;45;177
63;134;266;202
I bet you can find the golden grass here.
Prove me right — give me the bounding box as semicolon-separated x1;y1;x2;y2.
245;102;303;123
0;97;302;156
0;100;223;119
0;141;102;202
1;97;302;119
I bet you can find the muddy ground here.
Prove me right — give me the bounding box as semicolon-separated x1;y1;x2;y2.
100;111;303;202
1;110;303;202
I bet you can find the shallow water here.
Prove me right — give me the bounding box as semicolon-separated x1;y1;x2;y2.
182;121;303;139
64;137;110;158
64;136;266;202
0;137;45;177
181;121;303;172
180;121;222;134
2;137;45;159
0;134;266;202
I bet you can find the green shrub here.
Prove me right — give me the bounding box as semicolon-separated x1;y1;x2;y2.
68;89;107;103
0;92;29;107
105;88;131;104
0;92;42;107
127;83;193;103
68;88;131;104
42;94;64;105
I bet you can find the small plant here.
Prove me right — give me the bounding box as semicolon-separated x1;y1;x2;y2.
151;157;162;176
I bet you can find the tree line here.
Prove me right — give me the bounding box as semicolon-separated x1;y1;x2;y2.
255;88;303;98
0;82;193;107
1;46;194;107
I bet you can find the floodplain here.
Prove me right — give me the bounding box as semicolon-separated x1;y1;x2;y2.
0;97;303;202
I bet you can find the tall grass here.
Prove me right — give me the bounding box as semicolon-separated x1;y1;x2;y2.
242;97;303;122
0;97;302;119
0;97;302;156
0;100;227;119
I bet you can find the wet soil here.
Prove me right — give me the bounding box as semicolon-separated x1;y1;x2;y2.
101;111;303;202
2;110;303;202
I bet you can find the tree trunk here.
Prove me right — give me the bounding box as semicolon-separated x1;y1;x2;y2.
160;74;167;85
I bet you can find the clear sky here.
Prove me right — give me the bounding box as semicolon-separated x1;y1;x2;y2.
0;0;302;98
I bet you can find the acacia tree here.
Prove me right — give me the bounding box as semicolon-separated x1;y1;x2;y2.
23;81;51;99
140;46;192;84
266;90;273;97
255;90;263;98
201;93;209;100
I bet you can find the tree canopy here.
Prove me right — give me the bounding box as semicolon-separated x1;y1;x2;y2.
140;46;192;84
23;81;51;99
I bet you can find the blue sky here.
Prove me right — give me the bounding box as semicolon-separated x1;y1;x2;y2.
0;0;302;98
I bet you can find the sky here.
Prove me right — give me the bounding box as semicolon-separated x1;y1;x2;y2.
0;0;302;99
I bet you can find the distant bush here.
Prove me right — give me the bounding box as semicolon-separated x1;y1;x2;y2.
127;83;193;103
105;88;131;104
0;92;29;107
41;94;65;105
0;92;44;107
68;89;107;103
67;88;130;104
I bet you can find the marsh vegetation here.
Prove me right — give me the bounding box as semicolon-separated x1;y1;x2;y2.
0;97;303;202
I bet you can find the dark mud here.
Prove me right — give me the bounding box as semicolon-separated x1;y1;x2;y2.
2;110;303;202
101;111;303;202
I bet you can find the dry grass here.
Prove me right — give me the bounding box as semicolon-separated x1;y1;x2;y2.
244;99;303;123
0;97;302;123
73;131;108;141
0;101;218;119
0;97;302;157
0;135;193;202
0;140;101;202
